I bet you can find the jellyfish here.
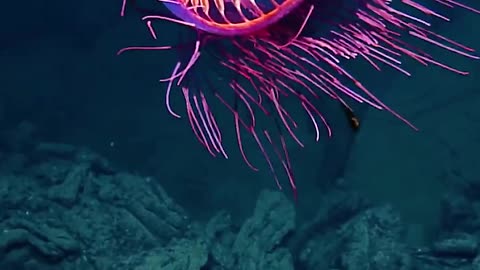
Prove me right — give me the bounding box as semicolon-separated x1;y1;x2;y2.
118;0;479;197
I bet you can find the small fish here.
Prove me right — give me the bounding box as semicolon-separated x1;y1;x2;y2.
342;104;360;131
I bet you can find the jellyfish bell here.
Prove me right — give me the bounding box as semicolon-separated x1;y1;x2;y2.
160;0;306;35
118;0;479;197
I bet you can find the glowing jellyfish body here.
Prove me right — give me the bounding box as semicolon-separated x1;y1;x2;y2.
119;0;479;197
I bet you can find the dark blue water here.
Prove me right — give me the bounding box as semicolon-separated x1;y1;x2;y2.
0;0;479;269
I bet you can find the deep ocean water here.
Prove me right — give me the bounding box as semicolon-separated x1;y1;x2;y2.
0;1;479;269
